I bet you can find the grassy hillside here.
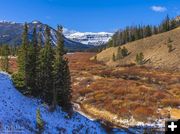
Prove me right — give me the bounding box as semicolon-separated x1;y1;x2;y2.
95;27;180;70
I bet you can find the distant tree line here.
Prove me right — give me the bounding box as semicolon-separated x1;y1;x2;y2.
0;45;20;72
12;23;72;112
0;45;19;56
108;15;180;47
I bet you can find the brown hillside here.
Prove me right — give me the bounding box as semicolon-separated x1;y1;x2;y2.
95;27;180;70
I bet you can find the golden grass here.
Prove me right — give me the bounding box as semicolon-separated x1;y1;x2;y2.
69;52;180;123
96;27;180;70
6;52;180;124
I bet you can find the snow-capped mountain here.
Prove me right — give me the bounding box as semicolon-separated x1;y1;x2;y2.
0;20;112;49
0;21;93;51
64;29;113;46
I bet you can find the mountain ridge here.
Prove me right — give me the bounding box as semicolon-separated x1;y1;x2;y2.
64;29;113;46
0;20;93;51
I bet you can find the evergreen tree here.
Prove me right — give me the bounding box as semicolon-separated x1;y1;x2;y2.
0;45;9;72
136;52;144;65
37;27;43;49
15;23;29;92
161;15;170;32
26;27;38;96
170;19;177;30
108;39;113;47
153;26;158;34
36;27;43;96
18;23;29;73
106;15;180;49
112;53;116;61
167;38;173;52
116;47;122;60
121;46;128;57
54;25;72;111
39;25;54;104
61;58;72;111
36;108;44;133
144;25;152;37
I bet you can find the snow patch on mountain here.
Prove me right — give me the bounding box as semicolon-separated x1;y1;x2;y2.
64;29;113;46
0;20;17;24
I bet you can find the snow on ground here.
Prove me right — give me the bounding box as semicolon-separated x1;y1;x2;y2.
0;72;165;134
0;72;109;134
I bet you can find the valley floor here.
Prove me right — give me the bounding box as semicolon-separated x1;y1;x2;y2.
66;52;180;131
1;52;180;133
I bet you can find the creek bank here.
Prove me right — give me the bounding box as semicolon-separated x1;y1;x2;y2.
72;102;165;133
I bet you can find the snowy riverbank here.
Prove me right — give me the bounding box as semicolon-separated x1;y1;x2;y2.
0;72;107;134
0;72;165;133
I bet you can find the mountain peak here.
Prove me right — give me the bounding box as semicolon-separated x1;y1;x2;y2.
64;30;113;46
31;20;42;24
0;20;16;24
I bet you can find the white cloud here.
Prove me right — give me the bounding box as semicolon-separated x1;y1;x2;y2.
151;6;167;12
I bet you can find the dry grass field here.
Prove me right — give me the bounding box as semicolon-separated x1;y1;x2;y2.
0;57;18;73
2;52;180;127
67;52;180;126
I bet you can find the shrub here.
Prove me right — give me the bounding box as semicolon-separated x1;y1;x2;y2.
136;52;144;65
78;88;93;96
133;107;155;121
112;53;116;61
12;72;25;90
161;99;180;107
36;108;44;133
167;37;173;43
119;107;131;119
167;37;173;52
121;46;129;57
167;44;173;52
116;47;122;60
93;55;97;61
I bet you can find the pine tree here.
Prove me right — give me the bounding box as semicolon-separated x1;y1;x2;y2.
121;46;128;57
136;52;144;65
106;15;179;50
39;25;54;104
112;53;116;61
36;27;43;96
144;25;152;37
116;47;122;60
0;45;9;72
37;27;43;49
61;58;72;111
18;23;29;73
161;15;170;32
167;37;173;52
26;27;38;96
14;23;29;92
54;25;72;111
36;108;44;133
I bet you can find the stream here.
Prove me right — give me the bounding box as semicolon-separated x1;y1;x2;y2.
72;102;165;134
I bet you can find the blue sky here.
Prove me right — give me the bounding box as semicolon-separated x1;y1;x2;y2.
0;0;179;32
